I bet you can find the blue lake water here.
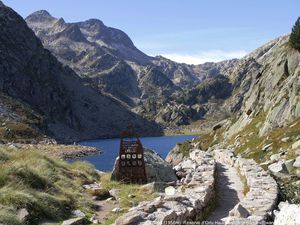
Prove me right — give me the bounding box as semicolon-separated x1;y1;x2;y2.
78;135;198;171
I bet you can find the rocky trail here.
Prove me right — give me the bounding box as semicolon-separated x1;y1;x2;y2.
207;161;244;223
112;148;278;225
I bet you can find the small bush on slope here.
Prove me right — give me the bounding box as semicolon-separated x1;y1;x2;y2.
0;147;99;225
289;17;300;51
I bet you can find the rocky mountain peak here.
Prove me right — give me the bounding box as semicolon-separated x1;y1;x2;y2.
78;18;134;47
84;18;105;28
26;10;54;21
0;0;5;7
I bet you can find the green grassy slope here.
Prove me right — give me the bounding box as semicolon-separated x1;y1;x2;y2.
0;147;99;225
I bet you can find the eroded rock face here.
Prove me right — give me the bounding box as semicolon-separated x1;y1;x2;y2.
225;35;300;138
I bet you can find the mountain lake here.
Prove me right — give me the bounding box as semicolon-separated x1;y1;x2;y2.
78;135;199;171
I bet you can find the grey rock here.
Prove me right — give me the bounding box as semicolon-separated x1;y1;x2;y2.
262;143;273;151
62;217;86;225
293;156;300;168
82;182;101;190
109;189;121;199
112;207;123;213
17;208;29;222
115;211;146;225
144;149;177;183
72;210;85;218
295;149;300;155
292;140;300;150
268;161;286;174
105;197;116;202
284;159;296;173
229;203;250;218
281;137;290;142
270;154;281;162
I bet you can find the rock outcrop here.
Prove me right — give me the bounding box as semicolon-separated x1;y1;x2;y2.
225;35;300;138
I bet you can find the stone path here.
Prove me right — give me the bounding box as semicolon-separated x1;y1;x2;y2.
207;161;244;223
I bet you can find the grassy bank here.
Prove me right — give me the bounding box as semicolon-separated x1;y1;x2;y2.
0;146;99;225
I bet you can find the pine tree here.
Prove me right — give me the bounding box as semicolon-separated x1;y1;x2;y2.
289;17;300;51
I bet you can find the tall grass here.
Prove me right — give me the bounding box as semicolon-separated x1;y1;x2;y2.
0;147;99;225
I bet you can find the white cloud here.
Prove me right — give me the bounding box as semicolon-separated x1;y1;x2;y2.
162;50;248;65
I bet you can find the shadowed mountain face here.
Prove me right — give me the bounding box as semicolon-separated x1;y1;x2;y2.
26;11;238;127
0;3;163;142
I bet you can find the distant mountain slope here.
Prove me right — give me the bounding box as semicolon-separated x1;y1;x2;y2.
0;2;163;142
26;10;238;127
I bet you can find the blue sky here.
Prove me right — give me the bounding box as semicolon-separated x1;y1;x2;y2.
3;0;300;64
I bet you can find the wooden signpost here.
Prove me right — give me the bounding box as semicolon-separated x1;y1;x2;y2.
115;125;147;184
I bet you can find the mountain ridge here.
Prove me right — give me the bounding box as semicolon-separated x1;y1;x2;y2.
0;2;163;143
26;10;239;128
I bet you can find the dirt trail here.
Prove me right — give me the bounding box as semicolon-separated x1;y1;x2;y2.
93;199;119;224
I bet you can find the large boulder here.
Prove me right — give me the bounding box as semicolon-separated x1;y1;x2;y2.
144;148;177;183
111;148;177;183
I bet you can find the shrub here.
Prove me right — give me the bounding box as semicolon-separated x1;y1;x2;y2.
289;17;300;50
